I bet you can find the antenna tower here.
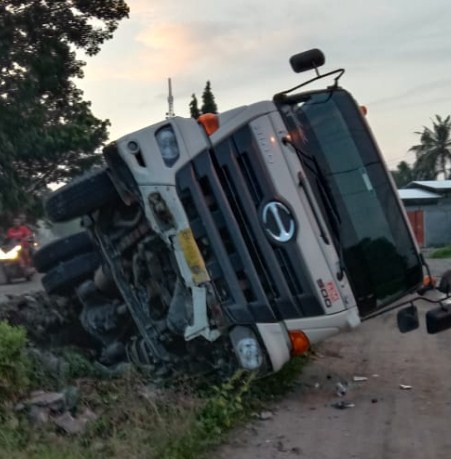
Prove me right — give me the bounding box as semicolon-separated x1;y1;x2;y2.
166;78;175;119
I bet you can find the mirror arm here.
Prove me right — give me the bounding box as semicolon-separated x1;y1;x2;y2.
274;69;345;103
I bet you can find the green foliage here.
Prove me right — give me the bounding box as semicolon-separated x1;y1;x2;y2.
252;355;307;399
200;81;218;114
0;322;30;401
0;0;129;215
391;161;415;188
61;350;97;380
409;115;451;180
0;355;307;459
161;357;306;459
189;81;218;122
429;245;451;259
189;94;201;119
198;371;252;436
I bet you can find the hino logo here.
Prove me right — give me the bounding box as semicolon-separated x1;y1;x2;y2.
262;201;296;243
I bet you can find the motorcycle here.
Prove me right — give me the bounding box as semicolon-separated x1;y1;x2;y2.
0;238;37;283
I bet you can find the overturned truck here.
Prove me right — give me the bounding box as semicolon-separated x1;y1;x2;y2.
35;49;426;377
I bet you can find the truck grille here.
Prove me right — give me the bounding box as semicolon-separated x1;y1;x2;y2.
176;125;323;323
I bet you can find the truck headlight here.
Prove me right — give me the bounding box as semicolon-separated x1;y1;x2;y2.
230;326;264;370
155;126;180;167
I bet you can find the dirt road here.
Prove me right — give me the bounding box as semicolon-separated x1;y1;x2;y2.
218;287;451;459
0;274;43;296
2;252;451;458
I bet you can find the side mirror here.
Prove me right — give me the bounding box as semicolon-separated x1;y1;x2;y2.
426;303;451;334
397;305;419;333
289;49;325;74
437;270;451;294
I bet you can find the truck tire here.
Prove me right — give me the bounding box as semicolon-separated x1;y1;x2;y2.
41;252;101;295
45;169;118;223
33;231;96;273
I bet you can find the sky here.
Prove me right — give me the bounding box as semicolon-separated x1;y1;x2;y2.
76;0;451;169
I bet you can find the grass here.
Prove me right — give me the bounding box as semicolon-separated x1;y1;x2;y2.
0;321;308;459
429;245;451;259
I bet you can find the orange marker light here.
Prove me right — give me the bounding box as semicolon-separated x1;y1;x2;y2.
288;330;310;356
198;113;219;136
360;105;368;116
423;275;436;287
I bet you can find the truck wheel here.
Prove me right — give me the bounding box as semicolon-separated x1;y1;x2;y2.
45;169;118;223
33;231;95;273
41;252;101;295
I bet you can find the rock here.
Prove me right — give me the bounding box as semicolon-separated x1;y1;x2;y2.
53;412;84;435
24;295;39;307
55;296;70;309
25;391;65;412
28;406;50;426
53;408;97;435
0;293;11;306
258;411;273;420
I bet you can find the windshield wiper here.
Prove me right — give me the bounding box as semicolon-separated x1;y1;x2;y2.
283;136;345;280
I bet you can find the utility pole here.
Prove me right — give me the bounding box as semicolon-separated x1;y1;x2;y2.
166;77;175;119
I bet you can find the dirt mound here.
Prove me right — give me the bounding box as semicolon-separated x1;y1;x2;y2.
0;292;95;349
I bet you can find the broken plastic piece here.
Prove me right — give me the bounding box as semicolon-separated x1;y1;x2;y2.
336;382;347;397
399;384;412;390
331;401;355;410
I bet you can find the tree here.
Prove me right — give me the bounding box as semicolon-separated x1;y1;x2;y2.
0;0;129;215
189;93;201;119
391;161;415;188
201;80;218;114
409;115;451;180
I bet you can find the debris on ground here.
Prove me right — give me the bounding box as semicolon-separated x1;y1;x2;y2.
258;411;274;421
399;384;412;390
352;376;368;382
331;400;355;410
14;386;97;434
0;291;91;348
53;408;98;435
336;382;348;397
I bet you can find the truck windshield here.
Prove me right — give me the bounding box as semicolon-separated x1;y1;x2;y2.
282;89;422;316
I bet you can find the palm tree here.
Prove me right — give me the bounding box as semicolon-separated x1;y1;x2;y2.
410;115;451;179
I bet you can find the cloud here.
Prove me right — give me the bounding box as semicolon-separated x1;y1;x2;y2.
76;0;451;160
